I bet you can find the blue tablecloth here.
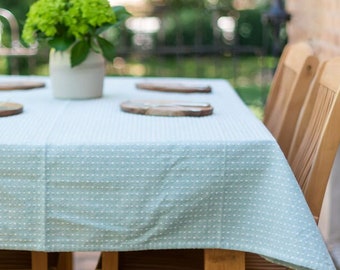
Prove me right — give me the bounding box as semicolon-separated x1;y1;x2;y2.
0;76;335;269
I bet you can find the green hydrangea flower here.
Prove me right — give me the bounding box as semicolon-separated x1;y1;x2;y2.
22;0;130;67
22;0;67;43
64;0;116;39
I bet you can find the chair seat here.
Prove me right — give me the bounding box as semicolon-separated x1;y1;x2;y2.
0;251;59;270
0;250;31;270
96;249;203;270
96;250;288;270
245;253;288;270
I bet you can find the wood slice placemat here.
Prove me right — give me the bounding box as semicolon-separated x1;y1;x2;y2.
136;82;212;93
0;81;45;91
120;100;213;117
0;102;23;117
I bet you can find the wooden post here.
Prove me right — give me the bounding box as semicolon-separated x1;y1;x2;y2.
31;251;48;270
101;251;119;270
57;252;73;270
204;249;245;270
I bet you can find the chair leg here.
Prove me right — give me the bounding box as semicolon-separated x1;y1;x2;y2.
204;249;245;270
101;252;119;270
57;252;73;270
31;251;48;270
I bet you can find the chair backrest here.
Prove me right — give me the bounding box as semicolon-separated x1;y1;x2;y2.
288;57;340;223
263;41;319;157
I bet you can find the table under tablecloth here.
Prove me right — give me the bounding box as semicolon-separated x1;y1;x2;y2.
0;75;335;269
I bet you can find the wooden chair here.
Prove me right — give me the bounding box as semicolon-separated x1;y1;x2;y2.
263;41;319;157
96;249;244;270
0;251;72;270
288;57;340;221
247;57;340;269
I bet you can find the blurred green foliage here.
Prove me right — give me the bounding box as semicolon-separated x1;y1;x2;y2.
151;1;272;52
1;0;34;26
1;0;273;53
162;0;231;9
236;8;268;48
160;8;214;46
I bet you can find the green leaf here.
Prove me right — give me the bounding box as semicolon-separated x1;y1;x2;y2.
70;41;90;67
95;7;130;35
112;6;131;26
48;36;75;51
95;23;113;35
97;36;115;62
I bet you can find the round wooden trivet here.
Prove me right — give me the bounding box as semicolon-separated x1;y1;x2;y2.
0;81;45;91
120;100;213;117
0;102;23;117
136;82;212;93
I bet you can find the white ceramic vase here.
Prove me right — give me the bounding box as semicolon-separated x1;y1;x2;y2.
49;49;105;99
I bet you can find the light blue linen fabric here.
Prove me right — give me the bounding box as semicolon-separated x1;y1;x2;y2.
0;76;335;269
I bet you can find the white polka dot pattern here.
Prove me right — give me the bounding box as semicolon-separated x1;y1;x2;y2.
0;76;335;269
